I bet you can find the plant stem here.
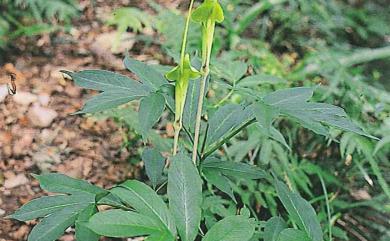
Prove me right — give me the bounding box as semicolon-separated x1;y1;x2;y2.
192;19;216;164
192;67;209;163
172;0;196;155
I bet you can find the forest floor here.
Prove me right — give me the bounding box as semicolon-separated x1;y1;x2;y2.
0;1;180;240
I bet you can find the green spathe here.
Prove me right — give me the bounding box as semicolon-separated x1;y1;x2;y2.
191;0;224;23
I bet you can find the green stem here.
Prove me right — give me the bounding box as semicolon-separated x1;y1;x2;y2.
192;20;215;164
319;173;332;241
173;0;196;155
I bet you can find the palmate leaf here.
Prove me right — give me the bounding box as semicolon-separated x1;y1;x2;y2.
202;215;255;241
168;154;202;241
262;87;376;139
274;180;323;241
111;180;176;236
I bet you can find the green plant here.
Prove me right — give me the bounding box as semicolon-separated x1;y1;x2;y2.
10;1;381;241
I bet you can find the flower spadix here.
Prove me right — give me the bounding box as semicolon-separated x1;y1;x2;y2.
166;54;201;128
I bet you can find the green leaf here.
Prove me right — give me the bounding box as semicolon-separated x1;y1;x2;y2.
264;87;314;106
79;89;146;114
203;169;236;202
277;229;312;241
27;204;86;241
203;215;255;241
10;194;94;221
211;60;248;82
139;92;166;138
206;104;251;146
87;209;172;239
111;180;176;236
168;154;202;241
33;173;107;196
142;148;166;189
62;70;150;113
263;87;376;139
264;217;287;241
274;180;323;241
75;204;100;241
202;158;267;180
183;79;205;133
124;56;167;90
237;74;287;87
253;101;280;134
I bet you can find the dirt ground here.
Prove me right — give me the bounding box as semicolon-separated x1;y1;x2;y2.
0;1;179;240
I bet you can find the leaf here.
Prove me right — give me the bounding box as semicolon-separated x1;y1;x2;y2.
274;180;323;241
203;169;236;202
277;229;312;241
33;173;107;196
139;92;166;138
183;79;204;133
79;89;147;113
206;104;249;146
168;154;202;241
373;136;390;155
253;101;280;134
211;60;248;82
263;87;376;139
111;180;176;236
27;204;86;241
75;204;100;241
87;209;172;239
237;74;287;87
142;148;166;189
62;70;150;113
263;217;287;241
202;215;255;241
264;87;314;106
202;158;267;180
10;194;94;221
124;56;167;90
